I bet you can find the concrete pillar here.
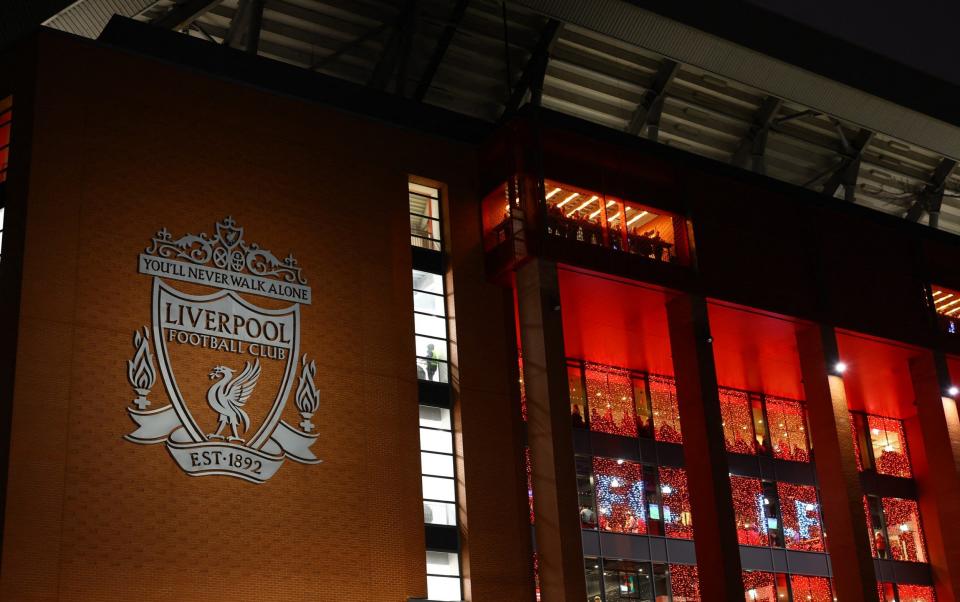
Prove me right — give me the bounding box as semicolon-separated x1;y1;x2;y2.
515;259;585;601
904;352;960;601
665;294;744;600
796;325;877;602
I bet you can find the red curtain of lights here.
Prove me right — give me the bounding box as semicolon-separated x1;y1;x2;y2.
669;564;700;601
742;570;776;601
851;414;865;472
568;364;587;428
868;415;912;478
650;374;683;443
720;387;756;454
897;584;936;602
865;496;880;557
777;482;824;552
659;466;694;539
790;575;833;602
882;497;927;563
586;363;638;437
594;457;647;534
730;476;767;546
765;397;810;462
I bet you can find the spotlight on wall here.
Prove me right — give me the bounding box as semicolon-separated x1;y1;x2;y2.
833;361;848;374
948;385;959;397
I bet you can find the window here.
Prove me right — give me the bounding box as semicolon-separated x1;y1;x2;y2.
720;388;758;454
932;284;960;336
569;362;588;428
420;406;456;526
765;397;810;462
789;575;832;602
731;477;783;547
577;456;598;529
586;363;637;437
659;467;694;540
650;374;683;443
867;415;912;478
595;457;647;534
413;269;449;383
777;482;824;552
583;558;699;602
0;206;4;264
426;550;461;601
409;182;441;250
542;179;689;265
866;495;928;563
895;584;936;602
742;570;783;602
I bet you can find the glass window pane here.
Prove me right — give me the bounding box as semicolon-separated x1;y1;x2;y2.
731;476;771;546
412;269;443;294
576;455;597;529
602;558;654;602
668;564;700;601
414;312;447;339
594;457;647;534
634;376;653;438
720;387;756;454
419;405;451;429
422;475;456;502
426;575;460;601
420;427;453;454
883;497;927;563
413;290;445;316
660;467;694;540
585;363;637;437
649;374;683;443
0;206;5;229
765;397;810;462
742;570;776;602
415;335;449;361
584;558;603;601
421;451;455;477
424;500;457;526
410;214;441;243
868;415;912;478
426;551;460;576
777;482;824;551
789;575;833;602
568;364;586;428
897;584;936;601
417;357;449;383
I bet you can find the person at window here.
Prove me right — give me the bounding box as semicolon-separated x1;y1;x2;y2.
580;505;597;528
426;344;440;381
571;404;585;428
874;530;888;559
424;504;434;523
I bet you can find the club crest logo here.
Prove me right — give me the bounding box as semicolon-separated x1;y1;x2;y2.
125;216;321;483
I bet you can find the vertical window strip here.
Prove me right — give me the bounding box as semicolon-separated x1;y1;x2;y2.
409;180;463;601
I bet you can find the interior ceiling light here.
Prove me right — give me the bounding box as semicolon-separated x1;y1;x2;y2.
567;195;598;217
545;187;561;200
626;210;650;225
556;192;579;208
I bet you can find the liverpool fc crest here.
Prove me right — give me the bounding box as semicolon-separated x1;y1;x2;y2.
124;216;321;483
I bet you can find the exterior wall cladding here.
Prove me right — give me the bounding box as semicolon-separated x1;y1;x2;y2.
3;22;960;602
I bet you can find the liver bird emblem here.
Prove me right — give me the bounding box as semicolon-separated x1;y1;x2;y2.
206;359;261;443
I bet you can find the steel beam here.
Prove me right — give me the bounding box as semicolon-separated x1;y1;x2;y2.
906;157;956;225
501;19;562;119
414;0;470;101
223;0;265;53
821;128;873;201
732;96;782;175
625;59;678;139
369;0;418;91
153;0;224;30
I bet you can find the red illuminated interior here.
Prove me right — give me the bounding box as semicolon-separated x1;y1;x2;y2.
669;564;700;601
0;96;11;184
659;467;694;539
789;575;833;602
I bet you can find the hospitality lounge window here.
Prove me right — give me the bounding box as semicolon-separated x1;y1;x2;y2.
850;412;912;478
866;495;928;564
932;284;960;335
568;361;683;443
542;179;690;265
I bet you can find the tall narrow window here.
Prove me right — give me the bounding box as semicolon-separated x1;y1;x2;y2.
867;415;912;478
720;387;756;454
0;95;11;185
409;180;462;601
0;206;5;264
649;375;683;443
585;363;637;437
